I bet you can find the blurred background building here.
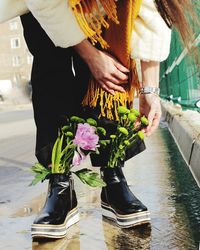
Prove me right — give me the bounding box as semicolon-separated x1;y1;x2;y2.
0;17;32;103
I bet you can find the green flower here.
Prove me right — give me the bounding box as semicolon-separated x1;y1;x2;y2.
130;108;140;117
118;106;129;115
70;116;85;123
66;131;73;137
61;126;70;133
97;127;106;136
110;134;116;139
99;140;110;146
121;114;127;120
118;127;129;136
137;131;145;140
124;140;130;146
119;145;124;150
141;116;149;126
87;118;97;127
128;113;137;122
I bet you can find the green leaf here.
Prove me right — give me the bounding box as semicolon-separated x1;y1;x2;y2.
29;172;49;186
30;163;47;174
51;134;64;173
74;169;106;188
51;136;60;169
29;163;50;186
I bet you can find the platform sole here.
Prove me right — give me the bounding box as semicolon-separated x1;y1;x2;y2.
31;207;79;239
101;202;151;228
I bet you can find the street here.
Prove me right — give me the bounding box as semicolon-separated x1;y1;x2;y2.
0;105;200;250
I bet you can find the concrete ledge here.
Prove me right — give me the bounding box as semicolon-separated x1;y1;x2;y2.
161;100;200;187
190;137;200;183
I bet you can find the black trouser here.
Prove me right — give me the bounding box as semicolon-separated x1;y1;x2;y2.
20;13;145;167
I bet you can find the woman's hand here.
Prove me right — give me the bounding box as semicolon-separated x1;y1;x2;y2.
74;40;129;95
139;93;161;136
140;60;161;136
87;50;129;95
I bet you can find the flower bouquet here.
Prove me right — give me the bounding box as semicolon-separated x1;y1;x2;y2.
30;116;107;188
104;106;148;168
30;107;148;187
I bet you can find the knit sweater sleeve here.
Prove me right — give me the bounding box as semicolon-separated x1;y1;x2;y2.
25;0;86;48
0;0;28;23
131;0;171;62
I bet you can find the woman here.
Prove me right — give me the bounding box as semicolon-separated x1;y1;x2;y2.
0;0;198;239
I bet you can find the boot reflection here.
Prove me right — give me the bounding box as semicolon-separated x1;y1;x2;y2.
32;223;80;250
102;217;151;250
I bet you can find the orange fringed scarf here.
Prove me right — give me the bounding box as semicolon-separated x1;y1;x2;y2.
69;0;142;120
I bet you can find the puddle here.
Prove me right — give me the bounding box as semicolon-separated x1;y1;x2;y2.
11;193;46;218
0;127;200;249
32;224;81;250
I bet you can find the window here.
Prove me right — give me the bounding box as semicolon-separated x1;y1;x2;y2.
12;56;21;67
10;38;20;49
9;21;18;31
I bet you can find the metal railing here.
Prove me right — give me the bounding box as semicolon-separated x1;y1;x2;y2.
160;30;200;111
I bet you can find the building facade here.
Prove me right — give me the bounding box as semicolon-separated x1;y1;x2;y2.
0;17;32;88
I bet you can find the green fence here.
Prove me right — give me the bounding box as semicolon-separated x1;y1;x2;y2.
160;29;200;111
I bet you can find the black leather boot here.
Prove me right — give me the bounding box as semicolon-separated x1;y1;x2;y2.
31;174;79;238
101;165;150;228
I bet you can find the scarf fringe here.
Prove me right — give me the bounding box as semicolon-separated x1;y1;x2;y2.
69;0;118;49
69;0;142;120
82;59;140;121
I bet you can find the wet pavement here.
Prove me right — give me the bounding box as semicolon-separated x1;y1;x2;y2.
0;107;200;250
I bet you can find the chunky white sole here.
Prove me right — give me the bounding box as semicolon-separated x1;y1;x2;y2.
101;202;151;228
31;207;79;238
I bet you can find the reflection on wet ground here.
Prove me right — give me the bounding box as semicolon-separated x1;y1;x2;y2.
0;126;200;250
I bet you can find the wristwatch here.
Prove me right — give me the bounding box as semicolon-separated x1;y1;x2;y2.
139;86;160;95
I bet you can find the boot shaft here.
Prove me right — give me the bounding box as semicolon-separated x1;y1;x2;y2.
46;174;77;212
100;164;126;184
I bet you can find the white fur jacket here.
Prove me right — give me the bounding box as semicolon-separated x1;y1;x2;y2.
0;0;171;62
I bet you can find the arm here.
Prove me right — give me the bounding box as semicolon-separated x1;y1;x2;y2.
139;61;161;136
25;0;85;48
0;0;28;23
131;0;171;62
130;0;172;136
25;0;129;93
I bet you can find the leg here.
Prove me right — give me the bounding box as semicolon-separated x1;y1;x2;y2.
20;13;87;238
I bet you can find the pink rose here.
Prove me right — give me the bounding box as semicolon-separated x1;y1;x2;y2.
73;123;99;151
